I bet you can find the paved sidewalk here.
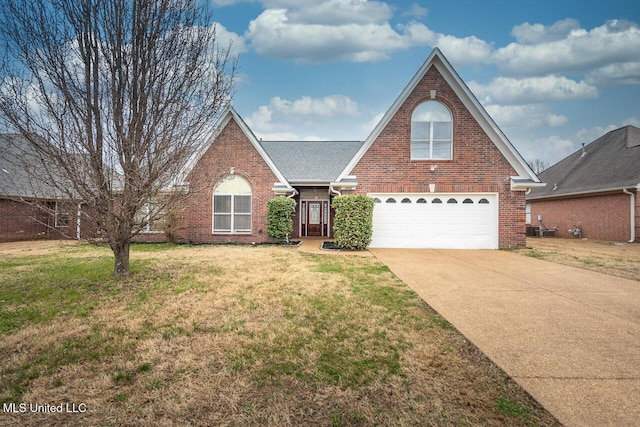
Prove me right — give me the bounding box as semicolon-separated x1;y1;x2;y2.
371;248;640;427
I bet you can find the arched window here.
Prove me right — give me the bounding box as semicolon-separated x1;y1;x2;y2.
463;198;474;204
386;198;397;203
373;198;381;203
432;198;442;204
401;198;412;203
416;198;427;204
411;101;452;160
213;175;252;234
447;198;458;204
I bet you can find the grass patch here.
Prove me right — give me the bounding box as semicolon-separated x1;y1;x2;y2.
0;243;559;426
495;395;530;420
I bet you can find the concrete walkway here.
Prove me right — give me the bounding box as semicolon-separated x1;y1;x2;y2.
370;248;640;427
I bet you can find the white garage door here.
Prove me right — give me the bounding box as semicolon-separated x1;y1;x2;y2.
369;193;499;249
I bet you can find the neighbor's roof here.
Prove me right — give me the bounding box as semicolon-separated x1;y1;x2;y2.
260;140;365;183
528;125;640;200
0;133;64;199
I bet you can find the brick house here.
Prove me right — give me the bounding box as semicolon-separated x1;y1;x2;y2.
176;48;542;249
1;49;542;248
527;125;640;242
0;134;81;242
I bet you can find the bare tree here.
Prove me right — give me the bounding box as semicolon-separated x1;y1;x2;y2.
0;0;236;275
527;158;551;175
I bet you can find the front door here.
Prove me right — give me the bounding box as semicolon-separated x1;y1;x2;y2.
307;202;322;236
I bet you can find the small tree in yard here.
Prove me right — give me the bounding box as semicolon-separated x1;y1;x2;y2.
266;197;297;243
0;0;237;276
332;195;374;250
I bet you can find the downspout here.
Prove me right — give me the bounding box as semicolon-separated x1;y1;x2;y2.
623;188;636;243
329;185;341;196
76;203;82;240
286;189;298;243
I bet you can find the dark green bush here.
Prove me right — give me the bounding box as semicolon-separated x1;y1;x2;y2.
332;195;374;250
266;197;297;243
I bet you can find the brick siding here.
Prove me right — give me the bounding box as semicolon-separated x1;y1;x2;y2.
0;198;75;242
349;66;526;248
176;118;280;244
529;191;639;242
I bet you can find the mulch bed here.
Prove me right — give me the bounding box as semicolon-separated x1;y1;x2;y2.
321;241;341;250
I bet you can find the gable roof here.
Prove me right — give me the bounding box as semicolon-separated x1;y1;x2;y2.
528;125;640;200
260;140;364;184
177;106;292;191
336;48;541;188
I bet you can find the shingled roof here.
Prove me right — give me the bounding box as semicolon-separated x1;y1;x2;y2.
528;125;640;199
0;133;65;199
260;140;365;184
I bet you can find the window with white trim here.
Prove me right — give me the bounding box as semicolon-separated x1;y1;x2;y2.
54;202;70;227
213;175;252;234
411;101;452;160
135;202;165;233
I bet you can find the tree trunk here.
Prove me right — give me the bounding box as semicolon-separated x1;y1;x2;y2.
111;241;131;276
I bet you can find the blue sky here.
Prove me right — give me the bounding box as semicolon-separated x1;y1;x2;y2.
210;0;640;165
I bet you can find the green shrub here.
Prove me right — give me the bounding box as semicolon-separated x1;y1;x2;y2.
332;195;374;250
266;197;297;243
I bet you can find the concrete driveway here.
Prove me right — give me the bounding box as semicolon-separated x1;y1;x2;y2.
371;248;640;427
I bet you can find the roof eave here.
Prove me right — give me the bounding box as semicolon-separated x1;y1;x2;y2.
173;106;292;190
511;178;546;191
527;183;640;200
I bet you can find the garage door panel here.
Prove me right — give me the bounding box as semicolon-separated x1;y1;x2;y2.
369;193;498;249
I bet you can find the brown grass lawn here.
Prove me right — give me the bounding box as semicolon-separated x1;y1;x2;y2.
0;242;559;426
519;237;640;282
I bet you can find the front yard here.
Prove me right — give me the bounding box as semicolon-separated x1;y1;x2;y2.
0;242;558;426
519;237;640;282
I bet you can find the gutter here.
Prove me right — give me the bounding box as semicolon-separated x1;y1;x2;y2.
527;185;640;201
329;179;357;197
622;188;636;243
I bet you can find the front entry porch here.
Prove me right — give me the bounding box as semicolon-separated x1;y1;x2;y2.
294;188;334;238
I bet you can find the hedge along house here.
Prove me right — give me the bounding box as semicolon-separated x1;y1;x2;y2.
176;49;543;249
526;125;640;242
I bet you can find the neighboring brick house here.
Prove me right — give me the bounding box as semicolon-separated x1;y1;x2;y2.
527;125;640;242
0;134;81;242
176;48;542;249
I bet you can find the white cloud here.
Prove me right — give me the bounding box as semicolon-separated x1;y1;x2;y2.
576;124;620;144
362;112;384;136
511;18;580;44
402;3;428;18
586;62;640;86
494;19;640;76
511;134;577;165
434;34;493;66
286;0;392;25
241;1;493;64
270;95;359;117
484;104;566;129
246;8;434;63
469;75;598;104
622;117;640;127
545;114;568;128
245;94;363;139
214;23;247;57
